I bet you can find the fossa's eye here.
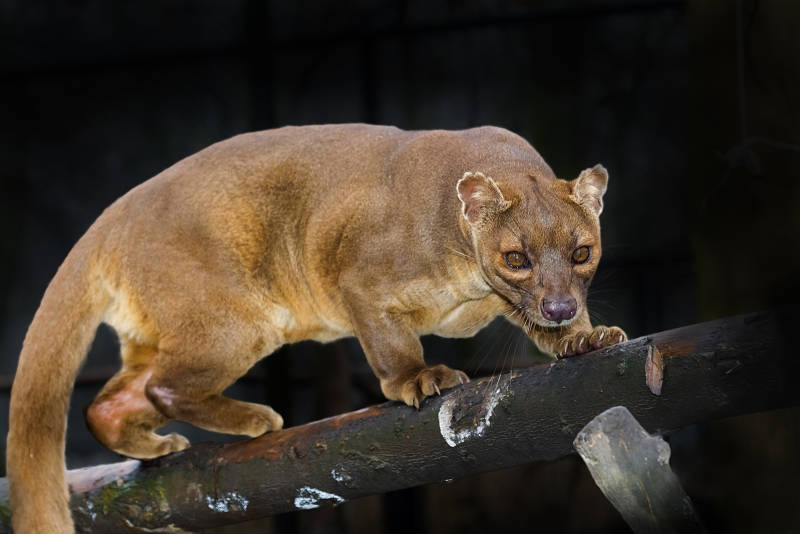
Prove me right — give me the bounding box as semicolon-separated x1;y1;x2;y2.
572;246;591;264
504;251;531;269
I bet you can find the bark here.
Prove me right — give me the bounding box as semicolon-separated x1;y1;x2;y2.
0;311;795;532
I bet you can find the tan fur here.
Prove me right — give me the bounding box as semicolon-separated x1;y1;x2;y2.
6;124;626;532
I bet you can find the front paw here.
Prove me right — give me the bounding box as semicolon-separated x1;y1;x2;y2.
382;364;469;409
557;325;627;358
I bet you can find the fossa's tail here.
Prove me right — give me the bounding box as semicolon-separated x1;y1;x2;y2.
7;237;108;533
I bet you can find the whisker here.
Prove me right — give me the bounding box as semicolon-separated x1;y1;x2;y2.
469;317;513;378
469;329;500;377
444;246;475;262
588;309;610;326
485;317;518;396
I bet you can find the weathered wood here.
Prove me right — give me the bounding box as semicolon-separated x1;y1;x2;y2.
0;311;795;532
574;406;706;534
645;345;664;395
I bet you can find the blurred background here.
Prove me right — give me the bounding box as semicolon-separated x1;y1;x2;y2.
1;0;799;533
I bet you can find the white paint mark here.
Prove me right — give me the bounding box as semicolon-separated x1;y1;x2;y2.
331;468;352;484
438;386;504;447
84;500;97;521
294;486;345;510
205;491;249;513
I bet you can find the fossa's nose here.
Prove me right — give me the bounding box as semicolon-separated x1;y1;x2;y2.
541;296;577;323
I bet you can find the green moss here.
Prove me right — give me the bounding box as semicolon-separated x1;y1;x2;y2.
0;500;11;527
92;474;170;520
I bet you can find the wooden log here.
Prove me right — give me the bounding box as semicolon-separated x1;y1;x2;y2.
574;406;706;534
0;311;795;532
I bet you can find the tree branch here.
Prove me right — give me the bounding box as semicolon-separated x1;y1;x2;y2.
0;311;795;532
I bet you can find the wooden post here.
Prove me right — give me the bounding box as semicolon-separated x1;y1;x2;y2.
574;406;706;534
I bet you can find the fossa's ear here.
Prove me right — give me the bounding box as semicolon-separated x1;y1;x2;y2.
456;171;511;224
571;164;608;216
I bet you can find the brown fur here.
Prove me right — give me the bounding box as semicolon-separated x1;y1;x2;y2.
6;124;626;532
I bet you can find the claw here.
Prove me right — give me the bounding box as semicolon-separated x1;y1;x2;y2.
593;329;605;349
413;397;420;410
434;383;441;396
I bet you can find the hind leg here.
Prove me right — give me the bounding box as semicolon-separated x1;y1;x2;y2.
146;383;284;437
144;344;283;438
143;305;285;437
118;258;288;440
85;341;189;459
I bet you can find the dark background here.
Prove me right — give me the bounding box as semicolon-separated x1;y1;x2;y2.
1;1;799;533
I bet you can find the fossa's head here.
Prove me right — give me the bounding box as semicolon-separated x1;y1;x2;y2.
457;165;608;329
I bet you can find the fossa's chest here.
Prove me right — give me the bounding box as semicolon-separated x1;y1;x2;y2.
394;274;507;338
